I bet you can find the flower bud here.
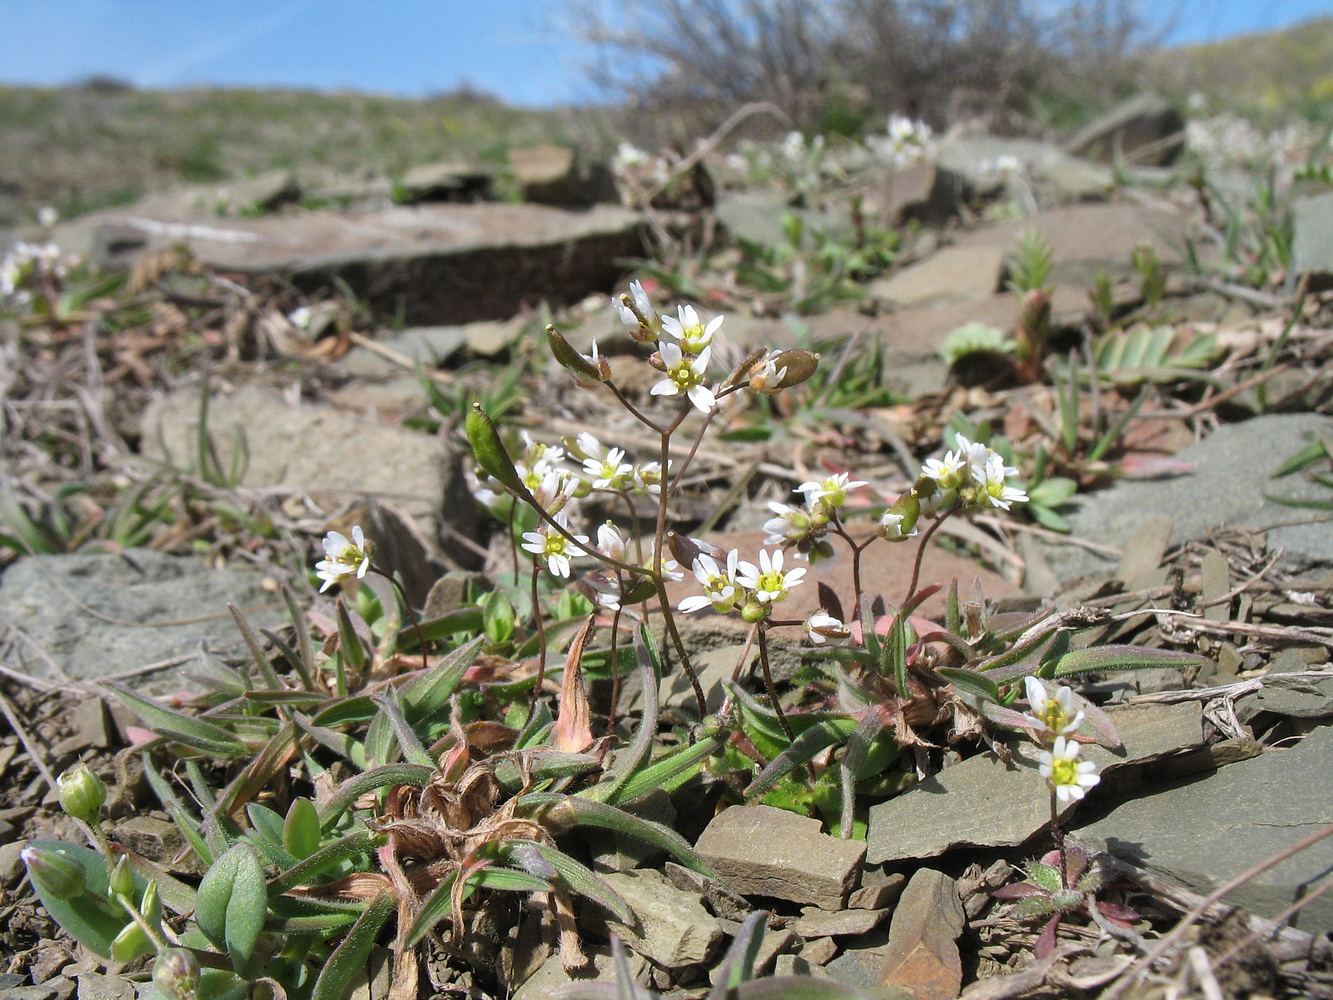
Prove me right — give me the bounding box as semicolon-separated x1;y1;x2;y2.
56;763;106;824
109;919;154;963
108;855;136;900
547;326;610;386
878;493;919;540
153;948;201;1000
740;599;769;624
805;612;850;644
21;846;88;900
465;404;526;497
748;349;820;394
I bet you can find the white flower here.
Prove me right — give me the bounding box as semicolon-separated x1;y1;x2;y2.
796;472;867;509
678;550;742;614
660;304;723;355
574;432;604;462
37;206;58;227
805;612;850;645
748;349;789;394
1022;677;1084;738
521;517;588;578
612;142;650;172
763;501;815;547
288;306;313;330
1038;736;1100;803
736;548;805;605
650;341;716;413
595;522;626;562
878;510;916;540
920;451;967;491
583;447;633;490
631;461;666;496
315;526;373;592
972;452;1028;511
614;280;657;337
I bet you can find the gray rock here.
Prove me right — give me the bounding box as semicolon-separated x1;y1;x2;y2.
708;925;798;984
126;170;301;219
793;906;889;938
74;974;135;1000
396;161;492;204
139;383;463;548
936;136;1113;204
1065;93;1185;167
338;325;469;375
954;203;1187;277
584;869;723;968
1293;192;1333;288
512;943;649;1000
866;702;1204;865
714;190;853;249
1077;723;1333;932
508;145;616;207
0;550;282;692
868;245;1006;310
1041;414;1333;583
64;203;650;325
694;804;866;910
877;869;965;1000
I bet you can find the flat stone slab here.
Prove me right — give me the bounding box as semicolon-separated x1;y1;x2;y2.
68;202;647;324
1293;191;1333;283
869;245;1006;310
1077;723;1333;932
955;202;1186;270
695;804;866;910
140;384;452;535
866;701;1204;865
584;869;722;968
0;550;283;693
1043;413;1333;583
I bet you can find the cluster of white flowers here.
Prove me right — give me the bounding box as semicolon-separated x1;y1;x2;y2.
780;130;825;165
1024;677;1100;803
1184;113;1321;173
977;155;1025;181
1;241;66;306
917;434;1027;516
613;280;723;415
678;544;807;622
868;114;934;169
763;471;868;562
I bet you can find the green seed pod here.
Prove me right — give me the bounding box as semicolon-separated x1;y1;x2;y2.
152;948;200;1000
21;846;88;900
546;325;608;384
740;599;769;624
56;763;106;824
465;403;525;496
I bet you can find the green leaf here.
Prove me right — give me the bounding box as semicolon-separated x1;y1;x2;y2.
401;634;483;716
22;841;127;958
467;866;552;893
745;718;857;797
595;733;724;806
708;910;769;997
311;893;395;1000
502;840;631;923
1050;644;1210;678
937;667;1001;704
518;793;719;880
318;763;433;828
599;625;663;806
267;830;385;896
404;869;460;947
1027;862;1063;893
283;798;322;861
104;682;248;757
195;844;267;964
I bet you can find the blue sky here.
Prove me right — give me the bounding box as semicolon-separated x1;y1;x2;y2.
0;0;1330;107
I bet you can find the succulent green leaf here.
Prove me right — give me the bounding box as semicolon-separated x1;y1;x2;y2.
283;798;322;861
401;634;483;716
194;843;267;964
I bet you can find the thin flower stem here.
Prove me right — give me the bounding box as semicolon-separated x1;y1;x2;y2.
606;381;662;434
905;507;954;604
830;519;874;606
527;563;548;726
756;627;795;743
372;567;428;674
607;597;625;736
1050;788;1069;890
